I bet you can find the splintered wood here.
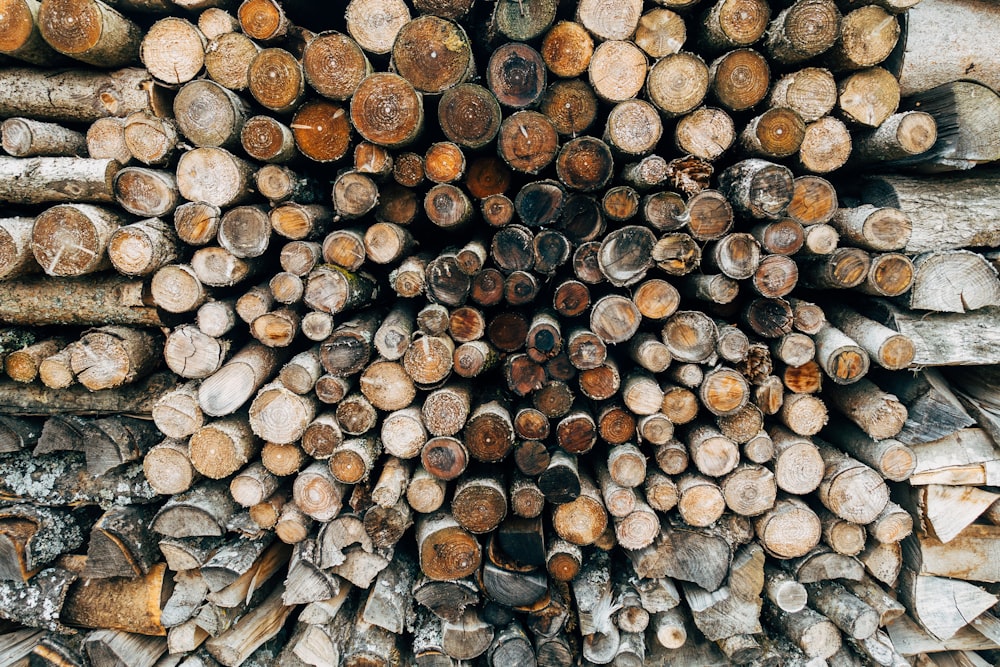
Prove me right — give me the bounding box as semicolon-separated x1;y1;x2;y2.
2;0;1000;665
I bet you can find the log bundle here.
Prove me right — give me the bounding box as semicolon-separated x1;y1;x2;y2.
1;0;1000;665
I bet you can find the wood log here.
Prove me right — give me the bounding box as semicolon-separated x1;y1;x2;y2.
38;0;142;67
0;67;166;122
889;0;1000;97
205;585;293;667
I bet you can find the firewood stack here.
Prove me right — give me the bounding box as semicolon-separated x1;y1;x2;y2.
3;0;1000;664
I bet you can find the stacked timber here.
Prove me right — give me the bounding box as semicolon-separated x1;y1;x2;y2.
1;0;1000;665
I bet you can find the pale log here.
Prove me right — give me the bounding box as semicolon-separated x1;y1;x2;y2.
205;585;293;667
897;570;997;643
826;377;907;440
754;496;822;560
889;0;1000;96
1;117;85;157
763;602;842;660
837;67;899;128
0;67;165;122
204;31;259;91
626;514;736;590
851;111;937;166
862;170;1000;254
198;343;283;417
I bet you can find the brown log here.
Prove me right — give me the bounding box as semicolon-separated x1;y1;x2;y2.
0;0;68;65
286;100;352;164
740;107;806;159
237;0;289;41
497;110;558;175
38;0;141;67
302;30;369;101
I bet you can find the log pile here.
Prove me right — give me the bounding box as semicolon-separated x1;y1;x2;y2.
1;0;1000;664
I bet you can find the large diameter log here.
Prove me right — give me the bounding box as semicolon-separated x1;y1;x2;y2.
867;301;1000;366
417;512;481;581
0;67;167;122
888;0;1000;97
62;562;168;636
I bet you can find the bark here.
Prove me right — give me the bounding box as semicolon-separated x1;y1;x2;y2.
38;0;142;67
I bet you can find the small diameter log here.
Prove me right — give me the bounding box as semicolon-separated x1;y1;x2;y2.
1;118;85;157
551;472;608;546
144;437;199;495
825;377;907;440
0;157;118;206
0;67;165;123
198;343;283;417
824;305;914;371
821;422;914;483
851;111;937;165
4;338;65;384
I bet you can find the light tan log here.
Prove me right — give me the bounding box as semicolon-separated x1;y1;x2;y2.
140;17;206;85
198;343;283;417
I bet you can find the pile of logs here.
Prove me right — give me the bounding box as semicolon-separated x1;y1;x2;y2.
3;0;1000;664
